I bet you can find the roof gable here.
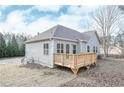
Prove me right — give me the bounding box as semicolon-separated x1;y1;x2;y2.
83;31;101;44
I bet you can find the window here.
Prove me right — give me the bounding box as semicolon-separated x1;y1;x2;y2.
96;47;98;53
93;46;95;52
57;43;64;53
72;45;76;54
43;43;49;55
87;45;90;52
57;44;60;53
66;44;70;54
61;44;64;53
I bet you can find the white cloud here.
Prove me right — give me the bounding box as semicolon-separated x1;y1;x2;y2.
0;6;98;36
6;11;25;25
26;16;57;35
0;5;11;18
57;14;83;31
0;5;11;10
0;10;57;35
0;10;27;34
67;6;98;15
33;5;61;12
65;6;98;31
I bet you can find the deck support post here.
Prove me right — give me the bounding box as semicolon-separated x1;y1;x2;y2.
86;65;90;69
71;68;79;76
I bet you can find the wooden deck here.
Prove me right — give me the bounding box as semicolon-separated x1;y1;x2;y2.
54;53;97;75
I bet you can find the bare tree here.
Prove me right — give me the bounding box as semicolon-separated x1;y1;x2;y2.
114;23;124;56
93;6;122;56
118;6;124;56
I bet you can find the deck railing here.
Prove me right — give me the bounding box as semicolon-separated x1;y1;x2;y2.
54;53;97;75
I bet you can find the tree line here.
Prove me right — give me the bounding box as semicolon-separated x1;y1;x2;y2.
0;32;30;58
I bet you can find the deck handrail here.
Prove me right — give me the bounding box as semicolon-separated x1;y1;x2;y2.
54;53;97;75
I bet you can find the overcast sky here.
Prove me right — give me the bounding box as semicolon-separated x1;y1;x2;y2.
0;5;99;35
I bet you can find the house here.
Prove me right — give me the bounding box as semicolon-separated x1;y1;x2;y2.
25;25;100;68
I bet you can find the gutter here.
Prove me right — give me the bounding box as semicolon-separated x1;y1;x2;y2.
25;37;87;44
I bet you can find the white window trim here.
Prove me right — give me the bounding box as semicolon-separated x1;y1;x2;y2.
66;44;70;54
96;46;98;53
72;44;77;54
87;45;90;52
93;46;95;53
43;43;49;55
57;43;64;54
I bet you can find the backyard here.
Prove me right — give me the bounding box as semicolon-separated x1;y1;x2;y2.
0;57;124;87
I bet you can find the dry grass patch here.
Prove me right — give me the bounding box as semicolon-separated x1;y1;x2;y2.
0;63;74;87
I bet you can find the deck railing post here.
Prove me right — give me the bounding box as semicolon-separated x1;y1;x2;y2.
73;55;75;68
61;54;63;66
75;55;77;68
73;55;76;68
62;54;64;66
74;54;77;68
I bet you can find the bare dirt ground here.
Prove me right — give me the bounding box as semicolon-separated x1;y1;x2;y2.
0;57;124;87
61;58;124;87
0;57;74;87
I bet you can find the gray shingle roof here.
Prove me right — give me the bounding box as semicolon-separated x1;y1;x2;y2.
25;25;98;43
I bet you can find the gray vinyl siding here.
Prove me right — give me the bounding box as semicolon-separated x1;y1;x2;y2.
25;34;100;68
86;34;100;54
25;40;54;68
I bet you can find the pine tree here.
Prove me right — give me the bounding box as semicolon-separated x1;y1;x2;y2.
6;40;12;57
19;36;27;56
6;34;19;57
11;34;19;56
0;32;6;58
0;32;30;58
